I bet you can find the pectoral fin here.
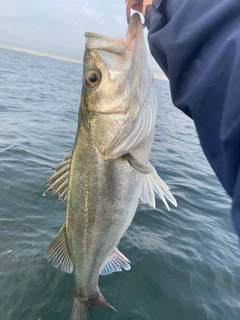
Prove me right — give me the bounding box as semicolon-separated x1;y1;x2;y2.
45;224;73;273
126;153;156;174
126;154;177;210
43;151;72;202
100;248;130;276
140;170;177;210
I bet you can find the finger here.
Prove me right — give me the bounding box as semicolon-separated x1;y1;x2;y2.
126;0;142;23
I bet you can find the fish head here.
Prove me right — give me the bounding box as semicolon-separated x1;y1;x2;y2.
80;13;157;158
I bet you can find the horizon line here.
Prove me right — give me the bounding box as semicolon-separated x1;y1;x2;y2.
0;44;168;81
0;44;83;64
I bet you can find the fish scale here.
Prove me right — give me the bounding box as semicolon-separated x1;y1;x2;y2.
44;13;177;320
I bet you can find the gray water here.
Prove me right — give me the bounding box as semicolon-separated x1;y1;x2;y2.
0;47;239;320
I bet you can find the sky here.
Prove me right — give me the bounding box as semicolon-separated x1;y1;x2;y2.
0;0;167;80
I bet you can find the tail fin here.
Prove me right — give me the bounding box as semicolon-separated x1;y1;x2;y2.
71;294;116;320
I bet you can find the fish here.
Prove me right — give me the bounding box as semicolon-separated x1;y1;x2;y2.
44;12;177;320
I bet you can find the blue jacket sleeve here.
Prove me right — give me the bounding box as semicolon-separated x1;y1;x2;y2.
145;0;240;237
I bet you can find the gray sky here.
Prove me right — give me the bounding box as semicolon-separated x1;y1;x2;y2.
0;0;167;79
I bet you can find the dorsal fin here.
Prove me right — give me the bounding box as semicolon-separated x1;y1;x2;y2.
43;151;72;202
45;223;73;273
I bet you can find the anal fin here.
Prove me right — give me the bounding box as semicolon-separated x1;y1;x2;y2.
100;248;130;276
46;224;73;273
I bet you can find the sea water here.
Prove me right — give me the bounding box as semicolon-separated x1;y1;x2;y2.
0;48;239;320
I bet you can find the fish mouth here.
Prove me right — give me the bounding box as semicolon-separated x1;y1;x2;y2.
124;12;143;51
84;13;143;59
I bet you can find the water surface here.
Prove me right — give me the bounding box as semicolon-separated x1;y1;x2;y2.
0;48;239;320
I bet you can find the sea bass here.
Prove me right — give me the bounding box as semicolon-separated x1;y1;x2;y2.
44;13;176;320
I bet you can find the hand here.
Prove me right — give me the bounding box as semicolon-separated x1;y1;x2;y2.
125;0;152;23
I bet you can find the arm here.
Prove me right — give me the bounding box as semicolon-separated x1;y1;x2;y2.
144;0;240;236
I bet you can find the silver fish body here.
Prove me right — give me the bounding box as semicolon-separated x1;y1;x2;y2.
44;13;176;320
68;124;148;298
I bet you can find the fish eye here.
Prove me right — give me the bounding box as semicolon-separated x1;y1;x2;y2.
85;69;101;88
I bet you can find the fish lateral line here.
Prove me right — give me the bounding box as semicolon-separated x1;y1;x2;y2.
43;150;177;210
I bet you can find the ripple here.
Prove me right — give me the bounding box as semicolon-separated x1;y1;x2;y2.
0;49;239;320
